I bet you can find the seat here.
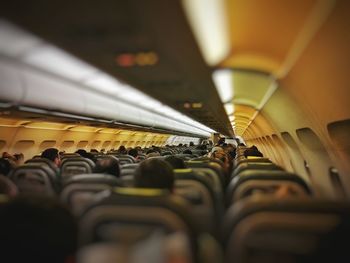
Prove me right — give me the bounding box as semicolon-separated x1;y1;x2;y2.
232;162;284;179
119;163;139;187
222;197;350;263
61;157;95;179
9;164;60;195
108;154;136;165
79;187;199;261
25;158;60;176
226;170;311;205
232;180;310;202
235;157;272;167
63;173;122;187
174;154;194;160
174;169;224;233
120;163;139;177
61;183;113;216
186;160;226;187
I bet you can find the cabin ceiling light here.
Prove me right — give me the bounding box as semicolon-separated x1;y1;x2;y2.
212;69;233;103
0;19;42;57
224;103;234;116
2;20;216;136
22;44;98;81
181;0;230;66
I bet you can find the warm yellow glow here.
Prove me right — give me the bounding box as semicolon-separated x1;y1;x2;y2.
181;0;230;65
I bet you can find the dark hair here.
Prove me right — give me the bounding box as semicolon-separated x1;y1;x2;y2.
41;148;59;162
244;147;264;158
0;158;12;176
189;142;194;146
164;156;186;169
76;149;97;163
0;195;77;263
75;149;87;156
118;146;127;154
134;159;174;191
128;148;138;158
93;156;120;177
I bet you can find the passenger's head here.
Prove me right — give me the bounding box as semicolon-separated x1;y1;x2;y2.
118;146;127;154
75;149;87;156
0;195;77;263
128;148;138;158
93;156;120;177
41;148;61;167
76;150;97;163
134;159;174;192
189;142;194;146
13;153;24;165
165;156;186;169
0;158;12;176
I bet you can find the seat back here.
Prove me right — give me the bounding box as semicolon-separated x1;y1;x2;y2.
61;183;112;216
61;157;95;179
226;170;311;205
9;164;59;195
79;187;199;261
108;154;136;165
232;162;283;178
223;198;350;263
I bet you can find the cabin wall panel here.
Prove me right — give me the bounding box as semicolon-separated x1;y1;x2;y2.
245;87;336;198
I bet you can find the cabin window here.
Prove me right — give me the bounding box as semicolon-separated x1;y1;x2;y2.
102;141;111;150
113;141;120;148
327;119;350;158
61;140;75;152
296;128;326;151
91;141;101;150
77;141;89;149
13;140;35;152
39;140;56;152
280;132;299;150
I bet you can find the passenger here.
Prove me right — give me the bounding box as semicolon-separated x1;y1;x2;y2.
75;149;97;163
0;195;77;263
41;148;61;167
134;159;174;192
93;156;120;178
189;142;194;146
117;145;127;154
244;145;263;158
0;158;13;176
164;156;186;169
128;148;138;158
216;137;225;146
223;144;237;159
12;153;24;165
